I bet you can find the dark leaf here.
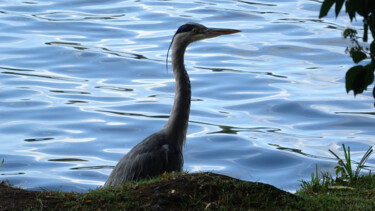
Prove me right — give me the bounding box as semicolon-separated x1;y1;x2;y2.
346;65;363;93
353;0;364;16
353;70;367;95
343;28;357;39
364;64;375;88
345;0;356;21
335;0;345;17
351;50;367;63
373;86;375;100
363;22;368;42
370;41;375;55
319;0;335;18
371;1;375;14
346;65;375;96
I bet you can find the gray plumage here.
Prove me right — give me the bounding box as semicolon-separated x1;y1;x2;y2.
104;22;240;187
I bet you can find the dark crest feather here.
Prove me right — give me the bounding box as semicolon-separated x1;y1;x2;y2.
166;35;174;73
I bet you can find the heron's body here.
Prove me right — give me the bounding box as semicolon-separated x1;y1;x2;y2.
105;23;239;187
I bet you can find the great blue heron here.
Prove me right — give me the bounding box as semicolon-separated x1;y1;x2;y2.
104;22;240;187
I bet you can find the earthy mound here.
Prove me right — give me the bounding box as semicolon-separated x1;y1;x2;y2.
0;172;298;210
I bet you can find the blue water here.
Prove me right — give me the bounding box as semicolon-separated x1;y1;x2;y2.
1;0;374;193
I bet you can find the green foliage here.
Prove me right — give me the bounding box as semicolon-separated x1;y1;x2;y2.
300;144;373;194
0;159;4;169
297;174;375;210
342;28;356;39
319;0;375;37
319;0;335;18
319;0;375;103
349;49;367;64
299;164;334;193
345;65;374;95
329;144;373;181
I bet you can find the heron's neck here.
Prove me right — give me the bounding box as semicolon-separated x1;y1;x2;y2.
164;41;191;148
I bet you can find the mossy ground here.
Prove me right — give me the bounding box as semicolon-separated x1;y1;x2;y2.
1;172;375;210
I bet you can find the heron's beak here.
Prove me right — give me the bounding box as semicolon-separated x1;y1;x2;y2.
205;28;241;37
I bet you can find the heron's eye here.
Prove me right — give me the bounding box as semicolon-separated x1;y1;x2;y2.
192;27;199;34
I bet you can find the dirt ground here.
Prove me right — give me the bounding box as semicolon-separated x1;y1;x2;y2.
0;173;297;210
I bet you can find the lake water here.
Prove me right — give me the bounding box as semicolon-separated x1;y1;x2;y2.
1;0;374;193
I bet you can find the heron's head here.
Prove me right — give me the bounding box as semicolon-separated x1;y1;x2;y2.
166;22;240;70
172;22;241;45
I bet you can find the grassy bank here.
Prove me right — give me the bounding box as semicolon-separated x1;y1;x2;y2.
1;171;375;210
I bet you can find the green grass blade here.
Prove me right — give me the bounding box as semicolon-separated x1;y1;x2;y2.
314;164;320;185
329;149;341;160
354;146;373;178
345;145;354;179
340;144;354;179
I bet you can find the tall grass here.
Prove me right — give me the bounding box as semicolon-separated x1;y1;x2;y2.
300;144;373;192
329;144;373;181
299;164;334;192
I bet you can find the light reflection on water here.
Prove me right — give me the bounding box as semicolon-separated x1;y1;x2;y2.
0;0;374;193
